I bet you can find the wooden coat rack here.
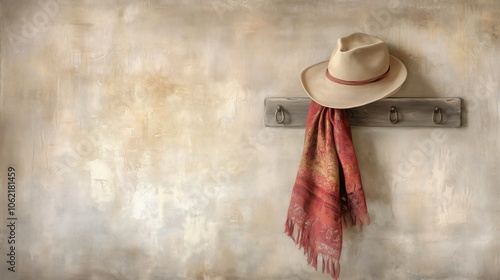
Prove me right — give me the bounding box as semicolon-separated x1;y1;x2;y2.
264;97;462;128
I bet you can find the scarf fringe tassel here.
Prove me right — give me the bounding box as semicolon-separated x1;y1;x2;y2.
285;218;341;279
343;209;370;231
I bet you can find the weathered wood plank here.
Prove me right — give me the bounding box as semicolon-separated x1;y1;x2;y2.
264;97;462;127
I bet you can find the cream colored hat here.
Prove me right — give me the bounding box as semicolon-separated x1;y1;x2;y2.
301;32;407;109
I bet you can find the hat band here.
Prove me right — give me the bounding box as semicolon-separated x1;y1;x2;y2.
325;66;390;86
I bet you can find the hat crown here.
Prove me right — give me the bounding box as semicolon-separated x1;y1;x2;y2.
327;33;390;82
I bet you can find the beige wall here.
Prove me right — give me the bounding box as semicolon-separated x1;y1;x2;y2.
1;0;499;279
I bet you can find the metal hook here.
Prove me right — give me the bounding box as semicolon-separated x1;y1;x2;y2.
389;106;398;124
433;106;443;124
275;105;285;124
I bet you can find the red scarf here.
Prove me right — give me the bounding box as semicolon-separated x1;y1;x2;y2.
285;101;370;279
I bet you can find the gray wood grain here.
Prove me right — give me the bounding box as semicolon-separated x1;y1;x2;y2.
264;97;462;127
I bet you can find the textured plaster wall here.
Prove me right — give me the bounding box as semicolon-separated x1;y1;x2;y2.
0;0;499;279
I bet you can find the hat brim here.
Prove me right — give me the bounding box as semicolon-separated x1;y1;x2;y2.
300;55;407;109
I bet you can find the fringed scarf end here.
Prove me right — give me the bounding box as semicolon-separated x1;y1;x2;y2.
285;218;341;279
342;209;370;231
321;255;341;279
285;217;306;245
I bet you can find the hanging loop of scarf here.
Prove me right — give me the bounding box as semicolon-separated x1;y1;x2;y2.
285;101;370;279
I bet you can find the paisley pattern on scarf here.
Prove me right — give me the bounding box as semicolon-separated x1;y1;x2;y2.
285;101;370;279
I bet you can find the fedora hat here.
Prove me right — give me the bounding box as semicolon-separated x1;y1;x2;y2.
301;32;407;109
